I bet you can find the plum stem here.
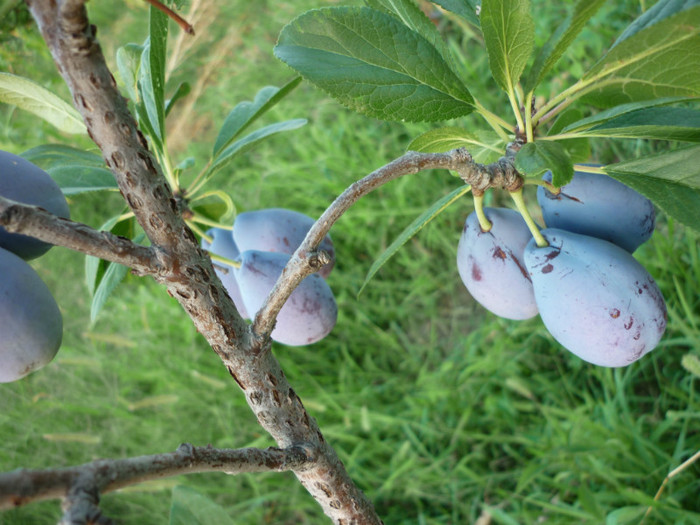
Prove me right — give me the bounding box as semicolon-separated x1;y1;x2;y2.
473;194;492;232
510;189;548;247
208;252;242;270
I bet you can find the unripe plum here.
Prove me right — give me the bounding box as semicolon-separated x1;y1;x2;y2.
0;247;63;382
233;208;335;278
537;167;655;253
201;228;249;320
0;150;71;260
456;207;538;320
234;250;337;346
525;228;666;367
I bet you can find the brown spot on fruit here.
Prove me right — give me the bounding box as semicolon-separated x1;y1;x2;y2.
542;264;553;274
492;247;507;260
610;309;621;319
471;263;482;281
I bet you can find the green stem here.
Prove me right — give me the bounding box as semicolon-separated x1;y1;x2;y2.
185;159;213;198
473;194;492;232
208;251;241;269
189;212;235;230
510;188;547;247
523;178;560;194
507;83;525;134
524;91;534;143
474;99;512;142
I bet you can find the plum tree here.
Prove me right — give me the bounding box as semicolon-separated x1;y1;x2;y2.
537;168;655;253
524;229;667;367
0;150;70;260
0;247;62;383
456;207;538;320
201;227;249;319
233;208;335;278
234;250;337;346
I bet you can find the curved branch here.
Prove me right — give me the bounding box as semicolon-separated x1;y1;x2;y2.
0;196;161;275
0;444;313;511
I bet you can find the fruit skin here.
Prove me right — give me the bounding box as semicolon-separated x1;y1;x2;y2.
0;247;63;382
234;250;337;346
201;228;249;320
524;228;666;367
537;167;655;253
0;150;71;260
233;208;335;278
456;207;538;320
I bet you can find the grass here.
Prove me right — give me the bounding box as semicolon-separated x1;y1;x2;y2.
1;0;699;524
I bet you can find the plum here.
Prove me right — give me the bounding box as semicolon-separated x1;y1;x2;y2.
233;208;335;278
456;207;538;320
537;167;655;253
234;250;337;346
0;150;71;260
0;247;63;382
525;228;666;367
201;228;249;319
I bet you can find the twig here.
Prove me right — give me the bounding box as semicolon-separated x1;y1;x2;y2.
0;444;313;511
641;449;700;523
0;195;162;275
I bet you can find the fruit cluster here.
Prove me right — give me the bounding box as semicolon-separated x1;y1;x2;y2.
201;208;337;346
0;150;67;383
457;167;667;367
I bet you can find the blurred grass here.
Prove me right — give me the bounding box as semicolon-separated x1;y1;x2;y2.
1;0;699;524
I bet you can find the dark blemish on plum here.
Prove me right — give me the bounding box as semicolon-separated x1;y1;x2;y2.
471;263;482;281
283;237;290;247
542;264;553;274
545;250;560;261
610;308;621;319
492;247;507;260
509;252;532;281
624;318;634;330
633;332;641;340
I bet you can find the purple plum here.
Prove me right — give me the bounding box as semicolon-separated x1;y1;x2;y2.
0;247;63;382
201;228;249;320
234;250;337;346
525;229;667;367
0;150;71;260
537;167;655;252
233;208;335;278
456;207;538;320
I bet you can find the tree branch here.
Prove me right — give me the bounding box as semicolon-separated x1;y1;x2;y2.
0;196;161;275
0;444;313;511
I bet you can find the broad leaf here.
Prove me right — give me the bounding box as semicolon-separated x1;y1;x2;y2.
116;43;143;102
561;97;698;133
547;109;590;162
139;6;168;142
429;0;480;28
480;0;534;94
515;141;573;186
582;2;700;106
575;107;700;142
169;486;234;525
359;184;471;296
0;73;85;134
407;127;504;164
212;77;302;156
604;145;700;233
165;81;191;117
275;7;474;122
46;166;119;194
21;144;104;168
524;0;605;93
209;119;307;176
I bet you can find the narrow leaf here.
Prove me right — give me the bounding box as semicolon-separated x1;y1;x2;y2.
210;119;307;176
139;4;169;142
46;165;119;194
480;0;534;93
90;259;130;323
21;144;104;168
524;0;606;92
583;2;700;106
0;72;85;134
358;184;471;296
547;109;590;162
576;107;700;142
85;215;122;296
275;7;474;122
170;486;235;525
165;81;191;117
429;0;480;27
212;77;302;156
116;43;143;102
407;127;504;164
604;145;700;233
561;97;698;133
515;141;573;186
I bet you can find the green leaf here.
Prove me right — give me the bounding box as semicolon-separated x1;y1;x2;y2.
575;107;700;142
480;0;534;94
212;77;302;156
407;127;504;164
561;97;698;134
85;215;123;297
0;72;85;134
515;141;573;186
582;2;700;107
209;119;307;176
21;144;104;168
547;109;590;162
358;184;471;296
90;259;130;323
165;81;191;117
364;0;456;69
139;6;168;142
604;145;700;233
46;165;119;195
275;7;474;122
169;486;234;525
116;43;143;102
523;0;606;93
429;0;480;27
190;190;236;223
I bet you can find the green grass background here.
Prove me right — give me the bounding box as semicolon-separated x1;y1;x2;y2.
1;0;699;523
